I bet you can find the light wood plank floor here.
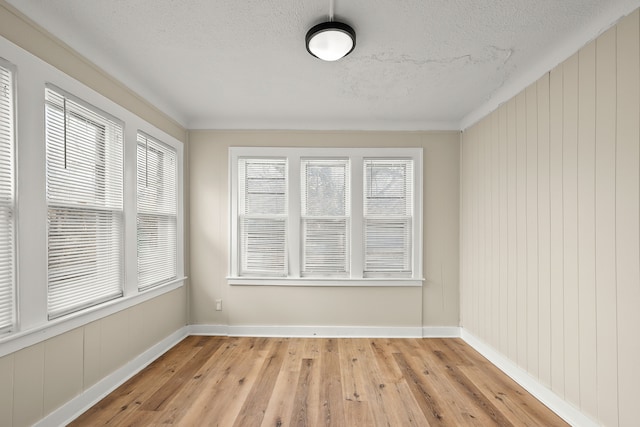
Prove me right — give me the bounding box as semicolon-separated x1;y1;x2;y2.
70;336;568;426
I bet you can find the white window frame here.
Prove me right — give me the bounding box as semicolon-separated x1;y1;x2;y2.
237;157;289;277
363;158;415;278
228;147;423;286
44;84;125;319
136;131;178;290
0;58;16;334
300;158;350;277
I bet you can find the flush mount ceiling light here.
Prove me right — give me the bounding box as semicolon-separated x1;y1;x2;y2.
306;0;356;61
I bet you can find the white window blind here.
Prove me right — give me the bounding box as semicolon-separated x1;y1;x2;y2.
137;133;178;290
363;159;413;277
301;159;349;276
238;158;287;276
0;61;15;333
45;85;124;319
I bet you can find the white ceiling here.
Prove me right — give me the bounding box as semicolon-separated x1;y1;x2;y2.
7;0;640;130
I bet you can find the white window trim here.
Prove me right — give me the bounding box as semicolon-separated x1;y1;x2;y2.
0;36;186;352
228;147;423;286
0;57;17;334
0;278;184;358
44;84;125;319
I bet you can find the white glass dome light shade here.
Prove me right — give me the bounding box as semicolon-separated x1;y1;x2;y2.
306;22;356;61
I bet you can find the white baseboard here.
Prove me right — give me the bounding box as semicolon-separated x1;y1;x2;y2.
422;326;461;338
189;324;429;338
188;324;461;338
35;327;189;427
228;325;424;338
460;329;598;427
188;323;229;336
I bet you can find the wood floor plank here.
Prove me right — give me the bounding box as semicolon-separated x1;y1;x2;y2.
290;358;318;427
365;339;427;426
426;338;565;426
410;339;508;425
138;336;225;411
301;338;322;359
232;338;289;426
136;336;254;425
459;364;566;427
447;338;567;426
261;338;305;427
427;338;474;366
70;337;570;427
393;351;448;425
203;337;276;427
369;339;403;383
430;340;520;426
172;337;265;426
316;339;346;426
337;338;367;403
407;339;495;426
399;338;492;426
341;339;395;427
337;339;373;426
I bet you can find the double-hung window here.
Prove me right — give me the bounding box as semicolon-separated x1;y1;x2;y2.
45;85;124;319
0;59;16;333
229;147;423;285
238;158;288;276
137;132;178;290
363;159;414;277
301;159;350;276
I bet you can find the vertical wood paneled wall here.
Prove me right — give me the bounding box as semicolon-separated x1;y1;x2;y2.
460;10;640;427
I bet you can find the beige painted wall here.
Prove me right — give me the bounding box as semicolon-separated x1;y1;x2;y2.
189;130;460;327
0;288;187;426
460;10;640;427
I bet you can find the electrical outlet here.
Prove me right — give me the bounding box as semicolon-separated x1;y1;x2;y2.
215;299;222;311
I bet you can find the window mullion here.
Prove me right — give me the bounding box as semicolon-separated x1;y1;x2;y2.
229;153;239;277
350;155;363;278
288;156;301;278
413;153;423;279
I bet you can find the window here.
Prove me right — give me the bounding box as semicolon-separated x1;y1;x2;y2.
238;158;288;276
301;159;350;276
364;159;413;277
229;147;423;285
0;60;16;333
137;132;178;290
45;85;124;319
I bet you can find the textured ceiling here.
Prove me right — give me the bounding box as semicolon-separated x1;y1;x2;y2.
6;0;640;130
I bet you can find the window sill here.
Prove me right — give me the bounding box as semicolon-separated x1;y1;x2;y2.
0;277;187;358
227;277;424;287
